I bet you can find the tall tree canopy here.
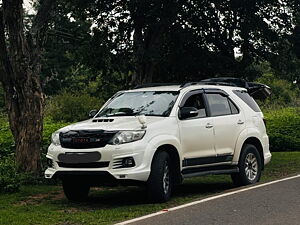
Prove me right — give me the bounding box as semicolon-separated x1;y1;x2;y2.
44;0;295;89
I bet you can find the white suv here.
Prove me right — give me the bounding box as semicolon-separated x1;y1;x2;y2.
45;80;271;202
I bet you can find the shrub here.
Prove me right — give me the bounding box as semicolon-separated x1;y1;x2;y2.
256;73;300;107
0;114;14;158
0;156;20;193
45;90;103;122
264;107;300;152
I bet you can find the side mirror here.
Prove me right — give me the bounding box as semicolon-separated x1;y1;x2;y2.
89;109;98;118
179;107;198;120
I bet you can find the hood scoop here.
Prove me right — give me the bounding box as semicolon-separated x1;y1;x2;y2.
92;118;114;123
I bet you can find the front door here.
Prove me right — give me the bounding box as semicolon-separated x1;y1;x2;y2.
178;91;216;167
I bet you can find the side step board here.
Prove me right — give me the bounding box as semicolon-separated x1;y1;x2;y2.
182;166;239;179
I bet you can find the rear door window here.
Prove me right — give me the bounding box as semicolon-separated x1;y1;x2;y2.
206;94;232;116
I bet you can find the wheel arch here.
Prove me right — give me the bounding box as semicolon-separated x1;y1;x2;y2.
242;137;264;169
152;144;182;185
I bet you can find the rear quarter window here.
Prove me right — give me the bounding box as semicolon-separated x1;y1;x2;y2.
233;90;261;112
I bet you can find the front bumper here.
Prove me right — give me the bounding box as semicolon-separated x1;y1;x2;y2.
45;141;153;182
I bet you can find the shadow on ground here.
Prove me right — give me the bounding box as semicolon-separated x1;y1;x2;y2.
50;177;235;209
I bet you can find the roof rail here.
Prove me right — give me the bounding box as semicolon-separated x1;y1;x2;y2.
201;77;249;88
180;77;271;100
180;81;237;88
131;77;271;100
133;83;180;89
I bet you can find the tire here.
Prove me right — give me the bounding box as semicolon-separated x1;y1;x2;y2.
62;177;90;202
231;144;262;186
147;151;173;203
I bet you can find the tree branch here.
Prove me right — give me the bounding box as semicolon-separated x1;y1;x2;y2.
31;0;56;37
0;7;13;84
3;0;25;58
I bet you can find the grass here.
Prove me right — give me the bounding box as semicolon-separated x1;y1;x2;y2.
1;152;300;225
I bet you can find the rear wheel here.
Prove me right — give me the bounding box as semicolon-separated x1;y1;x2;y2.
147;151;173;203
62;177;90;201
231;144;262;186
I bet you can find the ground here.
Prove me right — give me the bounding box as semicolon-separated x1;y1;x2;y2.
0;152;300;225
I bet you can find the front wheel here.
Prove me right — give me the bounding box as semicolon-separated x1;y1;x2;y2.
147;151;173;203
231;144;262;186
62;177;90;202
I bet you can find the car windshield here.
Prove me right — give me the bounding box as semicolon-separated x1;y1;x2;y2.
97;91;179;117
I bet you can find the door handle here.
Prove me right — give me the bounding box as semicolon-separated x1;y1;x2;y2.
237;120;244;125
206;123;214;128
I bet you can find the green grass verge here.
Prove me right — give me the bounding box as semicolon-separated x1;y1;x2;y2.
0;152;300;225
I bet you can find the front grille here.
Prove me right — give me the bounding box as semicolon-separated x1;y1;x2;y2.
60;130;117;149
57;161;110;168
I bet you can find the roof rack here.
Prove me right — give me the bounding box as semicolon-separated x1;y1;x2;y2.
180;77;248;89
180;81;237;88
133;83;180;89
131;77;271;100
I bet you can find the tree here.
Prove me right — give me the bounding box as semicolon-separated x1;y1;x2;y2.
76;0;294;85
0;0;56;173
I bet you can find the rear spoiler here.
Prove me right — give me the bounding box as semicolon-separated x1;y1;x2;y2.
200;77;271;100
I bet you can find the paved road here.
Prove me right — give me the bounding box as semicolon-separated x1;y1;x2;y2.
129;176;300;225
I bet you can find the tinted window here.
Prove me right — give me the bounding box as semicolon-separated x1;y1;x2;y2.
182;93;207;118
206;94;231;116
233;90;261;112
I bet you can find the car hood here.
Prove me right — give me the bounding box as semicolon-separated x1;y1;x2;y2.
58;116;166;132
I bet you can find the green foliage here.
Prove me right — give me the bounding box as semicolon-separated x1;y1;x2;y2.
0;156;20;193
0;114;14;158
256;72;300;107
45;90;103;122
264;107;300;152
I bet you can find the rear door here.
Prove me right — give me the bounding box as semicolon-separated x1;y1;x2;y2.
204;90;245;157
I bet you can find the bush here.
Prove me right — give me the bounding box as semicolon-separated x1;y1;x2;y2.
0;156;20;193
45;90;103;122
0;114;14;158
264;107;300;152
256;73;300;107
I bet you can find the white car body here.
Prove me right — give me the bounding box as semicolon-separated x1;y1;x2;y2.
45;84;271;185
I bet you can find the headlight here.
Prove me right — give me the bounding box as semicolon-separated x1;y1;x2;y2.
51;131;61;146
109;130;146;145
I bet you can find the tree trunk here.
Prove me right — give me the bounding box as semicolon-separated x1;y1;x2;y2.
0;0;55;173
4;70;44;172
